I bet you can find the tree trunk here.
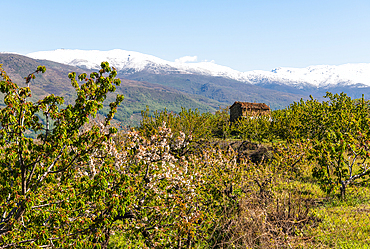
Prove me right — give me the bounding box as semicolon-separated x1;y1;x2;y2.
340;181;346;200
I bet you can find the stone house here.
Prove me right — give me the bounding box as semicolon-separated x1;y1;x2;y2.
229;101;271;122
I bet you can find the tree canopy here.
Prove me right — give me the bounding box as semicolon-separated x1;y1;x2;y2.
0;62;126;248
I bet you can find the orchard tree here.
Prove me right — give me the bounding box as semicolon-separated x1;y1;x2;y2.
107;123;247;248
0;62;128;248
308;93;370;198
271;92;370;198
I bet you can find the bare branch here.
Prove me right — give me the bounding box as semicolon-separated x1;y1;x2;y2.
31;201;64;209
0;239;36;249
36;145;66;185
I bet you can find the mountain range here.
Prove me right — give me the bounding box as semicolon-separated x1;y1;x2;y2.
1;49;370;125
27;49;370;94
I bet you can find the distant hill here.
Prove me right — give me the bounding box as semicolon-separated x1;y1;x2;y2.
121;72;306;110
0;53;224;126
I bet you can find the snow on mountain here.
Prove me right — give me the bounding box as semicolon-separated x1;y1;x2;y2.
251;64;370;88
26;49;370;89
27;49;174;72
27;49;245;78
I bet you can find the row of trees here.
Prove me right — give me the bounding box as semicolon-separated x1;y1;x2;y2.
139;92;370;199
265;93;370;198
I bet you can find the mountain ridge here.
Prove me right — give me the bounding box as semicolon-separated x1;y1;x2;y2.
0;53;226;125
26;49;370;90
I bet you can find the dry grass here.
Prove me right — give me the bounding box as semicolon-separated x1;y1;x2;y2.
208;181;321;248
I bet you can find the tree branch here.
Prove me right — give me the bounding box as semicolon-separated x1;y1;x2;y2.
36;145;66;185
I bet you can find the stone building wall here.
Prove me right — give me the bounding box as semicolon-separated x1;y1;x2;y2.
229;101;270;122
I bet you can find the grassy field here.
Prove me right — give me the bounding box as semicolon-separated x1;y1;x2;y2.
271;167;370;248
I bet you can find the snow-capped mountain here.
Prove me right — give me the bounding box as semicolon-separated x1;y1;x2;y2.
26;49;370;89
27;49;247;79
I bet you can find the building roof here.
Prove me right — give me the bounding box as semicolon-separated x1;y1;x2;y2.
229;101;270;110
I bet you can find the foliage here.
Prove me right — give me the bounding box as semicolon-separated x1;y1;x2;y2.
0;62;125;248
207;107;232;139
139;107;214;143
307;93;370;198
232;114;274;142
272;93;370;198
108;124;247;248
229;93;370;198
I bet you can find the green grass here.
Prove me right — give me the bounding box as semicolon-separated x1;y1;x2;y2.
269;168;370;248
307;202;370;248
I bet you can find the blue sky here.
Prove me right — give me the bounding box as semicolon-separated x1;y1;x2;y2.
2;0;370;71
